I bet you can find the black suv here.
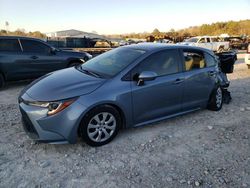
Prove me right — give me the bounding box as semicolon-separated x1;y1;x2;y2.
0;36;92;88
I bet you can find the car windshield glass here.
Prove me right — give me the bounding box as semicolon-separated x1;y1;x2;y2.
186;38;199;43
81;48;145;77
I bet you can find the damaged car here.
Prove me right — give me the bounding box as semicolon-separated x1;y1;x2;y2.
18;43;235;146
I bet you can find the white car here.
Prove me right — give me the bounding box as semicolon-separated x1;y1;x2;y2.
181;36;230;52
245;43;250;69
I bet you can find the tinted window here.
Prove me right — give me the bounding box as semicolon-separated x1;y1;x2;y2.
137;50;180;76
81;48;145;77
205;53;216;67
21;40;51;54
207;38;211;42
183;51;205;71
186;37;199;43
211;37;219;42
199;38;205;43
0;39;21;52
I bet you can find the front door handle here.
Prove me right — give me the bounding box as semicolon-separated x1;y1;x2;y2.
30;56;38;59
173;78;184;84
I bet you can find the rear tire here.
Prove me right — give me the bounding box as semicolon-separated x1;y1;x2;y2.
248;65;250;69
207;86;223;111
79;105;121;147
0;74;5;89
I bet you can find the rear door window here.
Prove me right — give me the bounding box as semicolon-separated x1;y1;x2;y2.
183;50;206;71
199;38;206;43
20;39;51;54
0;39;21;52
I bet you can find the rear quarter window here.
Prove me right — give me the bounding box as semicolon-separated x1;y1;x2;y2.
204;53;216;67
0;39;21;52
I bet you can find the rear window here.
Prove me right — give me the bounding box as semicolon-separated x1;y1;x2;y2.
0;39;21;52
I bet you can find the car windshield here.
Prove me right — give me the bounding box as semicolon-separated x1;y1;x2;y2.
80;47;145;78
186;37;199;43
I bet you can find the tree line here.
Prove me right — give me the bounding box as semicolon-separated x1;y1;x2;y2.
107;19;250;39
0;29;46;38
1;19;249;40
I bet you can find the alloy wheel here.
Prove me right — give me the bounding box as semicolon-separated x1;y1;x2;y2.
87;112;116;142
216;87;222;108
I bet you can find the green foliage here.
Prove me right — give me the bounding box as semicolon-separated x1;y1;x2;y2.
108;19;250;39
179;19;250;36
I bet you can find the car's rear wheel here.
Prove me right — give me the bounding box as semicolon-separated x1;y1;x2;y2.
0;74;5;89
247;65;250;69
79;105;121;146
207;86;223;111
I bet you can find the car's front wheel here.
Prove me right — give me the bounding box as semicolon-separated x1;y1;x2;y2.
79;105;121;146
68;61;81;68
0;74;5;89
207;86;223;111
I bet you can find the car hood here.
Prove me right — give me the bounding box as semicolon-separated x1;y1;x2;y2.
24;67;105;101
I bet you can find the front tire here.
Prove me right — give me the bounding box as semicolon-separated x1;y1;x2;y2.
0;74;5;89
79;105;121;146
207;86;223;111
68;61;81;67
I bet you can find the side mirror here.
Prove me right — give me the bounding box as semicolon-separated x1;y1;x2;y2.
137;71;157;86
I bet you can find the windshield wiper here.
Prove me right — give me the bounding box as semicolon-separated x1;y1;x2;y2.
77;66;102;78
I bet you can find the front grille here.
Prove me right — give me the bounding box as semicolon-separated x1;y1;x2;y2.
20;108;39;139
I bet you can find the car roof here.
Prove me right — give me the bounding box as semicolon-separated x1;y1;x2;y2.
122;43;214;55
0;35;45;42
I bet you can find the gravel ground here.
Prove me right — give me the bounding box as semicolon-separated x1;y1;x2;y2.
0;62;250;188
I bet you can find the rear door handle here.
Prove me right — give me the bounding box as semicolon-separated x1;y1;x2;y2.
30;56;38;59
173;78;184;84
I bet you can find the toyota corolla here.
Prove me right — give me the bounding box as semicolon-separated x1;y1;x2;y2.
19;44;223;146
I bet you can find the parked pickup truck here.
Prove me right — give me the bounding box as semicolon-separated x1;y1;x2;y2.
181;36;230;52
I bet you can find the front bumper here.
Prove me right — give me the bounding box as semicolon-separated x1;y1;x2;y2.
19;93;87;144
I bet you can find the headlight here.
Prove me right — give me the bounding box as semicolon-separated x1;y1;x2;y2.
27;98;77;116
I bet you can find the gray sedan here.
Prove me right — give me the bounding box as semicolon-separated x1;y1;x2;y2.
19;44;223;146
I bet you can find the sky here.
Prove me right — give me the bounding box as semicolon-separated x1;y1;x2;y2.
0;0;249;35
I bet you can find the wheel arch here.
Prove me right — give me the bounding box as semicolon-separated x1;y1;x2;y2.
77;103;127;137
67;58;83;67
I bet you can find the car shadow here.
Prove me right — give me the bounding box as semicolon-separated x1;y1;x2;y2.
3;80;32;90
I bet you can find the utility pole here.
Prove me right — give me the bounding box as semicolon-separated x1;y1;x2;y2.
5;21;9;33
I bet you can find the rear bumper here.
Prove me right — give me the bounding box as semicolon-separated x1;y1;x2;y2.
19;96;87;144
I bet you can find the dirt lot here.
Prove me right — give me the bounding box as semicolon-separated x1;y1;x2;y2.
0;62;250;188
